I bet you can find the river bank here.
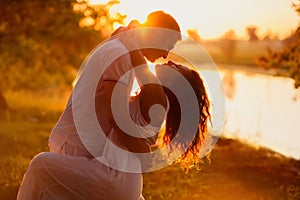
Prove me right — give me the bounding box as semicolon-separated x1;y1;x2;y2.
143;137;300;200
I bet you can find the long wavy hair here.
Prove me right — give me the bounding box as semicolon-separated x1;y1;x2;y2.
159;61;211;171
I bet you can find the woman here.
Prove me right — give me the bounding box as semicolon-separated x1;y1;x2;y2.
17;11;210;200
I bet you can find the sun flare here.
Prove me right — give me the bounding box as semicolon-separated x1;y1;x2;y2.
90;0;299;40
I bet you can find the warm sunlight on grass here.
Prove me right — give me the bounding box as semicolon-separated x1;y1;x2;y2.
5;90;70;121
0;90;69;199
2;0;300;199
1;90;299;200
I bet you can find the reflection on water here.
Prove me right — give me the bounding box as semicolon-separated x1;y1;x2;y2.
218;67;300;160
134;63;299;160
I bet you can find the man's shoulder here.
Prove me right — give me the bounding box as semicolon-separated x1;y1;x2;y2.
86;38;131;66
87;39;129;61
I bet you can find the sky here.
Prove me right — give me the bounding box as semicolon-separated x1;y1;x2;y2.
91;0;299;40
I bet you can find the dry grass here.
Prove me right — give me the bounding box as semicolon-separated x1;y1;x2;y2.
0;89;299;200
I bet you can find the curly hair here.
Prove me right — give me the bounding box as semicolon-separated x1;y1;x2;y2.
159;61;211;171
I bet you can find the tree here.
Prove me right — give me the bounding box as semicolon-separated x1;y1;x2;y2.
219;29;238;62
74;0;126;38
246;26;259;41
187;29;201;44
0;0;124;112
257;1;300;88
0;89;8;118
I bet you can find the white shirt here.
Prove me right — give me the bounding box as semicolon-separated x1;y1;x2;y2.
48;38;168;172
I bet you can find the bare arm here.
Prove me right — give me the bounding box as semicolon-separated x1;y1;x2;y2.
103;80;156;153
101;50;167;152
115;25;168;125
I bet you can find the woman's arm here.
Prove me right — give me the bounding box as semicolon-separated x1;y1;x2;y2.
103;80;157;153
115;23;168;126
101;52;160;153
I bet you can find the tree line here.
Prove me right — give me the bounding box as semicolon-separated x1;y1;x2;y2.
0;0;125;113
257;1;300;88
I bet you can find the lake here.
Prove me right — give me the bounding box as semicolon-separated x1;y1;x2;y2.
207;64;300;160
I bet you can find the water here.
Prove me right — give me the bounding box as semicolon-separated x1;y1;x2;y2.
133;61;300;160
214;65;300;160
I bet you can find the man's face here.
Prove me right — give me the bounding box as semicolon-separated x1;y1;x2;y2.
140;28;180;62
142;48;170;62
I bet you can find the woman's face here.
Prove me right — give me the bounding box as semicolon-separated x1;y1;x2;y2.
155;63;183;86
141;48;169;62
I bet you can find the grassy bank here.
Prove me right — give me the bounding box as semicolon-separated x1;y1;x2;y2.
0;90;69;199
0;90;299;200
143;138;300;200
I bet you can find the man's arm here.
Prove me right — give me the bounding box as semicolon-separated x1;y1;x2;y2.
103;80;156;153
129;50;167;126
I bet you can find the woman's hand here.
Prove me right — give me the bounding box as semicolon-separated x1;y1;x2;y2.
114;20;146;66
115;20;168;127
117;20;141;52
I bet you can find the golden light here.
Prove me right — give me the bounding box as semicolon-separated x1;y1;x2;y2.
91;0;299;40
147;62;157;76
79;16;95;27
86;0;300;159
130;61;156;97
216;67;300;160
88;0;110;5
130;77;140;96
73;3;87;12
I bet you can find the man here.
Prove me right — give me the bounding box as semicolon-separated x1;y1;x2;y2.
17;10;181;200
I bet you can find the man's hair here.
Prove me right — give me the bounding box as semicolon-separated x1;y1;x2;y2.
143;11;181;33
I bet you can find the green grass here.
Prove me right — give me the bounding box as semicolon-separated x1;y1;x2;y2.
0;90;299;200
0;90;67;199
0;121;53;199
4;89;69;121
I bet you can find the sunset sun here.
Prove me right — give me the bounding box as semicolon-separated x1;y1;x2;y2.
2;0;300;199
90;0;299;40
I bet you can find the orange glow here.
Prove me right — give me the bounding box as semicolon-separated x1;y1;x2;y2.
130;62;156;96
91;0;299;40
220;69;300;160
88;0;300;160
